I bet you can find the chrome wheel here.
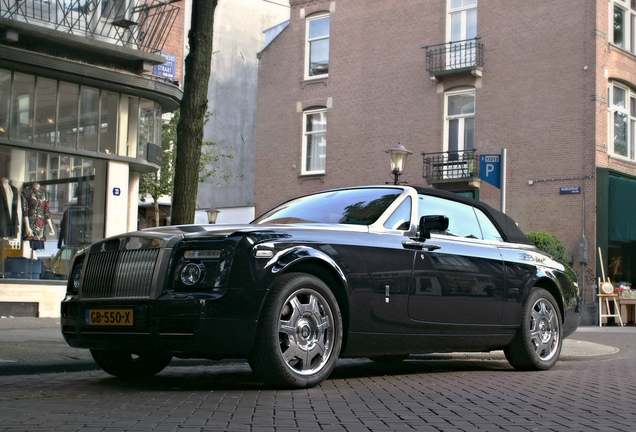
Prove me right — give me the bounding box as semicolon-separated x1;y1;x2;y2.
249;273;343;388
504;287;563;371
529;298;559;362
278;289;335;376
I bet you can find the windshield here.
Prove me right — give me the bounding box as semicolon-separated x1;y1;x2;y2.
254;188;403;226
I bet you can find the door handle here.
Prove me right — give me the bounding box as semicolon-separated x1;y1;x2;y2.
402;241;441;251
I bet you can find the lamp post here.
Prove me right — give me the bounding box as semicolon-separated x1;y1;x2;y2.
385;143;412;185
205;207;220;224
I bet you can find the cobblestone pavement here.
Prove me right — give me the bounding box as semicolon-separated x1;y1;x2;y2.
0;320;635;432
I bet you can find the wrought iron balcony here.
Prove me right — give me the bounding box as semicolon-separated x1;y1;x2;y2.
424;38;484;77
422;150;479;183
0;0;179;53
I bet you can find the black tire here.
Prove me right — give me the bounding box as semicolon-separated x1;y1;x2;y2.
369;354;409;364
248;272;343;389
504;288;563;371
90;349;172;379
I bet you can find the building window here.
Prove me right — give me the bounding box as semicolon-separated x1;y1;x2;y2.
609;83;636;159
0;70;161;159
447;0;477;67
302;109;326;174
305;14;329;79
445;90;475;155
0;145;106;280
612;1;636;53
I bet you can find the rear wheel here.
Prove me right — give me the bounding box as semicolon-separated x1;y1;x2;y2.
249;273;343;388
504;288;562;371
90;349;172;379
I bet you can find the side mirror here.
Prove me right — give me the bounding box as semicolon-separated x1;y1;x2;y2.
419;215;449;240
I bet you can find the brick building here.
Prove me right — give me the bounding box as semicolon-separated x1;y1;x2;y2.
255;0;636;325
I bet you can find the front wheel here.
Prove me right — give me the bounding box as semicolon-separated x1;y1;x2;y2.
249;273;343;388
504;288;562;371
90;350;172;379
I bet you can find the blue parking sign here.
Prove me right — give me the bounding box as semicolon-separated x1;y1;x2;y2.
480;154;501;189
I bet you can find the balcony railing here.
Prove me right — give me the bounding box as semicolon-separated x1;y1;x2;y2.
424;38;484;75
422;150;479;182
0;0;179;53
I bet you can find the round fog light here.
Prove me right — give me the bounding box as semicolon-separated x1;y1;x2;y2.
181;263;203;286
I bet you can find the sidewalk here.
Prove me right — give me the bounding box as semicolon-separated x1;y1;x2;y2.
0;316;629;376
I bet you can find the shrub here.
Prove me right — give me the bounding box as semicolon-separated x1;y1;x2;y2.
526;232;568;264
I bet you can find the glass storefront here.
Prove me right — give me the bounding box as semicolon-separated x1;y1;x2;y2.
0;146;106;280
0;68;162;158
0;68;164;281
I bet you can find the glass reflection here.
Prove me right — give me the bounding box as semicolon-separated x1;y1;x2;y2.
34;77;57;145
10;73;35;143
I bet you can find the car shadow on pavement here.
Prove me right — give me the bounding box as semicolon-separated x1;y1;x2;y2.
89;358;515;392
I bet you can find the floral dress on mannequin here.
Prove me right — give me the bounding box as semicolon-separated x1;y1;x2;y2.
21;183;52;241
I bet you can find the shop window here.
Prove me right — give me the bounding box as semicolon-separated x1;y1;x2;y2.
58;82;79;148
78;86;99;152
34;77;57;145
126;96;139;158
10;73;35;143
139;98;155;160
100;91;119;155
0;146;106;280
0;69;10;138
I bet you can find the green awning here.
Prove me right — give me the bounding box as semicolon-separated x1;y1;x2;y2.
609;175;636;241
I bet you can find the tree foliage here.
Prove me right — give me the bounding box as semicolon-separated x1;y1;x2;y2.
138;111;177;227
139;110;234;227
526;231;568;264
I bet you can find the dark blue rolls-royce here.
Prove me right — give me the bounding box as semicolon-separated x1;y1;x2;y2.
61;186;580;388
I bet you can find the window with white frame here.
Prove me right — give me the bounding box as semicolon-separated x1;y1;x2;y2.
609;83;636;160
302;109;326;174
612;0;636;54
447;0;477;67
305;14;330;79
445;90;475;156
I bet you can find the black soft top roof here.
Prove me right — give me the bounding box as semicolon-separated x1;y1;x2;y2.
411;186;534;246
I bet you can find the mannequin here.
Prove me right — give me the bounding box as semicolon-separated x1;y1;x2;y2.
0;178;19;238
21;182;55;242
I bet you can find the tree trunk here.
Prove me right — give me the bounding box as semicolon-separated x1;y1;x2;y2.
171;0;218;225
154;197;160;227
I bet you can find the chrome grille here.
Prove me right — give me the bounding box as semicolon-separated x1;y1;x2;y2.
81;248;160;299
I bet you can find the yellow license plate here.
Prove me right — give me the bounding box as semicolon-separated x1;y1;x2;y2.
85;309;133;326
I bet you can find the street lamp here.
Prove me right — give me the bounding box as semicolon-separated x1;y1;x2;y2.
385;143;412;185
205;207;220;224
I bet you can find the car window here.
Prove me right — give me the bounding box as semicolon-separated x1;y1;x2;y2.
418;194;482;239
383;196;411;230
254;188;403;225
475;208;504;242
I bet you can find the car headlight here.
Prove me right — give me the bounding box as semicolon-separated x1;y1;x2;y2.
68;262;83;295
180;263;205;286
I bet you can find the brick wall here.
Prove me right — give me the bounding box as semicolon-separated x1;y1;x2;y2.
153;0;187;84
255;0;636;304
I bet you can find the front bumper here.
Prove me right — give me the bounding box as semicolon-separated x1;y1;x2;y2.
61;291;265;358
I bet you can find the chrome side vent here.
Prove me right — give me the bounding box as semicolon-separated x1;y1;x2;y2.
81;248;160;299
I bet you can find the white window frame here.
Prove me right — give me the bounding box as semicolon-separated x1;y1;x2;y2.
446;0;477;43
301;108;327;175
443;89;475;153
611;0;636;54
609;82;636;161
304;13;330;80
